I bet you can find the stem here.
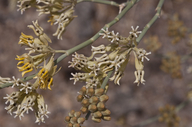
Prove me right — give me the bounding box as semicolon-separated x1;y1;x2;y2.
136;0;165;43
101;70;113;89
77;0;120;7
54;50;66;53
0;74;36;89
132;99;190;127
133;116;160;127
175;99;190;112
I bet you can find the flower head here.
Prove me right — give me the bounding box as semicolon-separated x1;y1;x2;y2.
34;55;59;90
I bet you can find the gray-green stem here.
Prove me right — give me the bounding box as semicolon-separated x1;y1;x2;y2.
77;0;120;7
136;0;165;43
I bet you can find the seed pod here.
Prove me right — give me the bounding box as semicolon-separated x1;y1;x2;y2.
77;94;83;102
92;116;101;123
101;109;111;116
89;96;99;104
73;123;80;127
65;116;71;122
74;111;81;118
102;116;111;121
95;88;104;96
67;123;73;127
80;107;88;114
81;99;89;107
86;88;94;96
70;117;77;124
99;95;109;103
77;117;85;124
97;102;105;111
88;104;97;113
93;111;102;118
69;110;75;117
79;86;87;95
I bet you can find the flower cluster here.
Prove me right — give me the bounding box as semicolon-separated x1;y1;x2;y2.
158;105;180;127
1;21;61;124
160;52;182;78
168;13;187;44
77;87;111;123
17;0;77;39
69;26;150;86
3;77;50;124
65;110;85;127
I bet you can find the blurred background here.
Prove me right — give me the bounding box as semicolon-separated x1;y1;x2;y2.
0;0;192;127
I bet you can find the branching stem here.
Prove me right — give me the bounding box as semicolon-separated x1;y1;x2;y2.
136;0;165;43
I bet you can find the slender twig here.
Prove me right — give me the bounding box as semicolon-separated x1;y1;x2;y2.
175;99;190;112
132;99;190;127
101;70;113;89
136;0;165;43
77;0;120;7
132;116;160;127
0;74;36;89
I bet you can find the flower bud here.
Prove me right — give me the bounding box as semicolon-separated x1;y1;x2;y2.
88;104;97;113
99;95;109;103
81;99;89;107
70;117;77;124
77;95;83;102
86;88;94;96
97;102;105;111
77;117;85;124
95;88;104;96
69;110;75;117
92;116;101;123
80;107;88;114
74;111;81;118
93;111;102;118
65;116;71;122
101;109;111;116
102;116;111;121
89;96;99;104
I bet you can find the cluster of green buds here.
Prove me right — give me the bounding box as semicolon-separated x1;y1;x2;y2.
3;76;50;124
1;20;62;124
69;26;151;86
168;13;187;44
17;0;77;39
158;105;180;127
65;110;85;127
77;87;111;123
160;52;182;78
144;35;162;52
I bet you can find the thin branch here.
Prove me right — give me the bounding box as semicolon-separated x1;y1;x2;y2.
77;0;120;7
136;0;165;43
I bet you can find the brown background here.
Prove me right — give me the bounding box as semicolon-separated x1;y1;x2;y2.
0;0;192;127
